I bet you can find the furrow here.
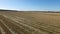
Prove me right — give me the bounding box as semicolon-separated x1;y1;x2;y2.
0;26;5;34
3;15;50;34
4;15;60;34
0;19;18;34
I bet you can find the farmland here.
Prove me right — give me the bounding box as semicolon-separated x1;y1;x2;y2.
0;11;60;34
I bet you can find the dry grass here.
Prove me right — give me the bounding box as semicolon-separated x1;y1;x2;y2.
0;11;60;34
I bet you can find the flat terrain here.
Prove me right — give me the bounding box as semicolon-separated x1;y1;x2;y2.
0;11;60;34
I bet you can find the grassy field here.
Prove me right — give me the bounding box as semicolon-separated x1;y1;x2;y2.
0;11;60;34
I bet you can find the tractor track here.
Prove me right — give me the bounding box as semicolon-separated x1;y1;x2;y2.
0;12;60;34
0;15;48;34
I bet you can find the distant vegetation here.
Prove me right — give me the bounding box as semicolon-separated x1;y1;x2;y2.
0;9;60;13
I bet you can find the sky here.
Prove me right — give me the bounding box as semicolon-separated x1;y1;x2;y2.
0;0;60;11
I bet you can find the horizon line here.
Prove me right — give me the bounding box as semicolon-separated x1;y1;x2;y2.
0;9;60;11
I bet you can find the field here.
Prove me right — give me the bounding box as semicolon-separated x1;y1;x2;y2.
0;11;60;34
